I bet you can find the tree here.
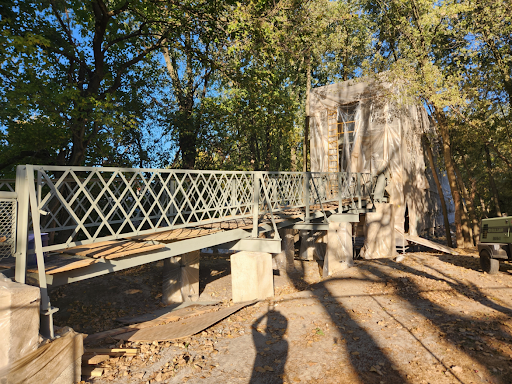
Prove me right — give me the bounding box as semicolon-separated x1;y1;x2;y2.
0;0;189;173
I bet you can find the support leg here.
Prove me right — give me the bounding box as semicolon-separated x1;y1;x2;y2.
324;222;353;277
231;251;273;303
274;228;295;277
299;230;315;260
162;250;200;305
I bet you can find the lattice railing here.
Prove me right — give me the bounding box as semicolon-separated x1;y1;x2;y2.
0;180;15;192
12;165;377;254
0;192;16;259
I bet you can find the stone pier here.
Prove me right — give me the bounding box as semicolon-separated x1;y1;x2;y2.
299;230;316;260
231;251;273;303
273;228;295;276
162;250;200;305
324;214;358;276
360;203;396;259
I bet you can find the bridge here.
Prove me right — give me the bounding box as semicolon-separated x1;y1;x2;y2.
0;165;385;338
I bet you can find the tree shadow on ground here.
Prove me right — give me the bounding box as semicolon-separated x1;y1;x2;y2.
250;252;512;384
198;253;231;296
249;259;407;384
363;257;512;383
438;253;512;275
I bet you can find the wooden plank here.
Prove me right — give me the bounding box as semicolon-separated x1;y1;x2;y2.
396;229;459;255
44;257;97;274
130;227;221;242
85;348;138;354
103;243;165;259
116;301;219;324
58;240;165;259
82;367;104;377
26;254;97;274
0;259;15;269
85;304;220;343
116;300;256;342
82;354;111;365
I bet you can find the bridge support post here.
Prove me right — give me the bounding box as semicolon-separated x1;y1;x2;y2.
324;222;354;276
299;230;316;260
274;228;295;276
360;203;396;259
162;250;200;304
231;251;273;303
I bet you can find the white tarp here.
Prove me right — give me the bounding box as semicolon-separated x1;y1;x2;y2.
310;77;448;240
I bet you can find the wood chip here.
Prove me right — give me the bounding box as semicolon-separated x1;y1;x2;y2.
82;367;104;377
85;348;138;354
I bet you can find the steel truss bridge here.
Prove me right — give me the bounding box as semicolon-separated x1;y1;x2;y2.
0;165;384;337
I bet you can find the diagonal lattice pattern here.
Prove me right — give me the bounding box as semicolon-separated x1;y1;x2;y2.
0;199;16;259
15;166;377;252
0;180;15;192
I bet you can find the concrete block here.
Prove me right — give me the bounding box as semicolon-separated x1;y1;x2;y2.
0;275;40;375
162;250;200;305
273;228;295;275
360;203;397;259
231;252;273;303
314;232;327;261
324;222;353;276
299;230;315;260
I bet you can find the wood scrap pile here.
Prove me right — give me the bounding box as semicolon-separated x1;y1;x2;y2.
80;301;257;380
82;348;138;378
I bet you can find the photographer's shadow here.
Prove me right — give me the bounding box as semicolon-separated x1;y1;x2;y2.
250;305;288;384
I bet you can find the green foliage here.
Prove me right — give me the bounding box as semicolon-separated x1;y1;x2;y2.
0;0;173;174
1;0;511;225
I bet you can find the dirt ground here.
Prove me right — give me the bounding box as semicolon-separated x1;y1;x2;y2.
51;247;512;384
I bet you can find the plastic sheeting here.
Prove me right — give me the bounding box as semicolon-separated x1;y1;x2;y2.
4;327;83;384
310;77;440;241
0;274;40;378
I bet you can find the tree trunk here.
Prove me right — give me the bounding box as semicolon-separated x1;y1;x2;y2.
291;146;297;172
436;109;464;248
250;129;260;171
480;195;489;218
484;145;502;216
179;112;198;169
469;178;481;242
453;162;475;247
457;158;481;245
422;134;453;248
303;61;311;172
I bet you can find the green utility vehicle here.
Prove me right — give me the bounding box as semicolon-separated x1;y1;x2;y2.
478;216;512;274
